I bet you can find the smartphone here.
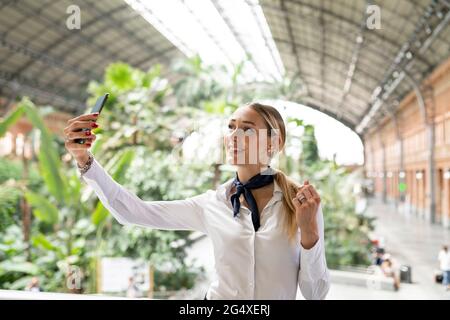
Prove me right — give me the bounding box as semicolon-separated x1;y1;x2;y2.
74;93;109;144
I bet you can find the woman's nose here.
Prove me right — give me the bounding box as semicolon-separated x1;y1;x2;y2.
226;128;238;140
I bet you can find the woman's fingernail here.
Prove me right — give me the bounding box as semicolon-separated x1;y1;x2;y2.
86;143;91;147
85;131;91;136
91;122;98;128
93;113;99;116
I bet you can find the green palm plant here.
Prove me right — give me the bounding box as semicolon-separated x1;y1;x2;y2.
0;97;135;292
0;98;68;203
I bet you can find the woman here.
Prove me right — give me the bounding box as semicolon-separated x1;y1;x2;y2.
64;102;330;300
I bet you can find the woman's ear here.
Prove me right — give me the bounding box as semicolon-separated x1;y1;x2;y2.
269;134;281;155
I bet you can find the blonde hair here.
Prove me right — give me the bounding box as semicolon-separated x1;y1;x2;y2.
246;102;300;242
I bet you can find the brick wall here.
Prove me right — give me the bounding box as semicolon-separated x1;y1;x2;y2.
364;57;450;227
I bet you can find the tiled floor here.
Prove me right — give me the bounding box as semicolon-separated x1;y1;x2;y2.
360;198;450;300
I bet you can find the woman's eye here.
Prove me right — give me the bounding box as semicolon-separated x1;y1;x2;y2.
227;125;254;134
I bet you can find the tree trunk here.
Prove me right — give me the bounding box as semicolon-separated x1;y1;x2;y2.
212;163;221;189
132;114;138;145
21;136;31;261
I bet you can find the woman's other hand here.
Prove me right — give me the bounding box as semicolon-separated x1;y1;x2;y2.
292;180;321;249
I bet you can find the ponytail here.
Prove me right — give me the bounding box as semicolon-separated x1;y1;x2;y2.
274;169;300;243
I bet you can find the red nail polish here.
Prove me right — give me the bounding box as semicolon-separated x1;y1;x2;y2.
91;122;98;128
93;113;99;116
86;143;91;147
85;131;91;136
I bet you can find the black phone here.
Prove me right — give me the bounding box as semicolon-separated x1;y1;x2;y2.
74;93;109;144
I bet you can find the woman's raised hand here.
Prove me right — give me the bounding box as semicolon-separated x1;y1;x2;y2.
63;113;99;166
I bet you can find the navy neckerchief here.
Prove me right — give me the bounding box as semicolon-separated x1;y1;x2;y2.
230;167;275;231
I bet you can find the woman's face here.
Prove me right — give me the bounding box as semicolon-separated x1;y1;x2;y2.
224;106;276;166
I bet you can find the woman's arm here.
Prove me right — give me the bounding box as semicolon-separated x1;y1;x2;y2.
297;204;330;300
80;156;208;234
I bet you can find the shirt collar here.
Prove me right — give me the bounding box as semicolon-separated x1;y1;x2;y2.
216;176;284;204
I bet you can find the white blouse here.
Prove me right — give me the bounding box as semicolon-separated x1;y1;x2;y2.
80;157;330;300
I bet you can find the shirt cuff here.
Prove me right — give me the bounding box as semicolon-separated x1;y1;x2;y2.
79;157;121;202
300;236;327;282
80;156;98;179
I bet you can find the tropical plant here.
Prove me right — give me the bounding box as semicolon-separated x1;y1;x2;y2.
0;98;135;293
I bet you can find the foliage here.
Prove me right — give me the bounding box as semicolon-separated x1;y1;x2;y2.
301;125;320;167
154;264;202;292
0;98;131;292
171;55;225;107
0;186;21;232
307;161;374;267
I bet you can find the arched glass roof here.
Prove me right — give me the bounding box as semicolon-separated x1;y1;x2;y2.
0;0;448;135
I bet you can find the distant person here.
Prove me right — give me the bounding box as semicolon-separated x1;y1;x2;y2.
438;245;450;291
25;277;41;292
381;258;400;290
373;247;385;266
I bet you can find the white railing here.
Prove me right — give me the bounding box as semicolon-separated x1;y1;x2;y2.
0;289;150;300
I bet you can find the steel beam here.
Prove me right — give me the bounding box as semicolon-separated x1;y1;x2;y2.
210;0;266;81
403;71;437;224
356;2;450;133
